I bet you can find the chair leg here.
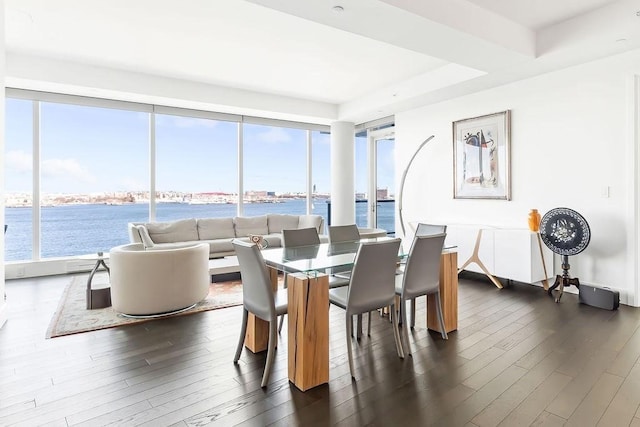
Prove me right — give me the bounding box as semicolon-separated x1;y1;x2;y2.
410;298;416;328
400;298;411;356
234;308;248;363
350;315;361;338
261;316;278;388
278;314;285;334
346;314;355;378
277;272;288;334
435;292;448;340
367;311;372;336
391;303;405;359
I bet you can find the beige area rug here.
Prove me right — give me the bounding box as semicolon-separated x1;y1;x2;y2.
46;274;243;338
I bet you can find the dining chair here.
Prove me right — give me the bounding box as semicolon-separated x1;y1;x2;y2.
328;224;361;244
396;233;447;355
282;227;350;289
415;223;447;236
282;227;321;247
279;227;350;332
328;224;361;280
329;238;404;378
400;223;447;321
232;239;288;388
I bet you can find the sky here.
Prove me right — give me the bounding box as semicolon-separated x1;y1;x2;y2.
4;98;394;196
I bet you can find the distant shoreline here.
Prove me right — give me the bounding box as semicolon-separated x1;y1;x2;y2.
5;197;393;209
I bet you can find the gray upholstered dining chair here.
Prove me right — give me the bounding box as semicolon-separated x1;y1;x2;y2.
279;227;350;332
282;226;321;247
400;222;448;322
396;233;447;355
232;239;288;388
328;224;361;280
328;224;361;244
282;227;350;289
415;223;447;237
329;238;404;378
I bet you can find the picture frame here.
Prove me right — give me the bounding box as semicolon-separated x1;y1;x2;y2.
453;110;511;200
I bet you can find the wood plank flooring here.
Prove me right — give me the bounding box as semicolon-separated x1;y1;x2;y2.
1;273;640;426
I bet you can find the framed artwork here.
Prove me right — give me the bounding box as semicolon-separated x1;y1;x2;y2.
453;110;511;200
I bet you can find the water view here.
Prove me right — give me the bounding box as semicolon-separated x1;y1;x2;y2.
4;199;395;261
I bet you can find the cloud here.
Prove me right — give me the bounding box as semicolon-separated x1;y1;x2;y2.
256;127;292;144
5;150;32;172
42;158;96;183
156;114;219;129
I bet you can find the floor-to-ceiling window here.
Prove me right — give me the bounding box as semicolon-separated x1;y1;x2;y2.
39;102;149;257
4;90;331;270
375;135;395;235
353;121;395;233
4;99;33;261
155;113;238;221
242;123;307;216
354;131;368;228
312;130;331;232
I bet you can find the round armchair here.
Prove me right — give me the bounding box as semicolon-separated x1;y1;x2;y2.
109;243;210;317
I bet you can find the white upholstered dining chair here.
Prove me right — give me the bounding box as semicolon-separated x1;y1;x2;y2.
328;238;404;378
232;239;288;388
396;233;448;356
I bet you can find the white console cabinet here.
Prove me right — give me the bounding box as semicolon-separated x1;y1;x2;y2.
446;224;554;287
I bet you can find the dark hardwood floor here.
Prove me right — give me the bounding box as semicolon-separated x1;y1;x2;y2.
1;273;640;426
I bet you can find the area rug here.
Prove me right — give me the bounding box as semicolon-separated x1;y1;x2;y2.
46;273;243;338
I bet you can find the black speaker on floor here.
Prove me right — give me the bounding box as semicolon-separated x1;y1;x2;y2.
579;284;619;310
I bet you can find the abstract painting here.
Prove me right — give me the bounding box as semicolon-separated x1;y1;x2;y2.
453;110;511;200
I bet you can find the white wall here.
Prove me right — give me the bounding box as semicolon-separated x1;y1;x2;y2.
396;48;640;305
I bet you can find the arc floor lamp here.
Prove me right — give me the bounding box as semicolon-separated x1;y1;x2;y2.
398;135;435;238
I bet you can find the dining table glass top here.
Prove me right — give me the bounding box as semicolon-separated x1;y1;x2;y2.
261;236;455;275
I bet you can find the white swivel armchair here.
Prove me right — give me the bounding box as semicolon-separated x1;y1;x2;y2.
109;243;210;317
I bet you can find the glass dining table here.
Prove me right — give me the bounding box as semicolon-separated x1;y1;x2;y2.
245;237;459;392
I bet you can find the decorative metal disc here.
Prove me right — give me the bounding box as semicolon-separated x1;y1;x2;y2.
539;207;590;256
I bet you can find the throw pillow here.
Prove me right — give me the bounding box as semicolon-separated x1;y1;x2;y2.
136;225;155;249
249;234;268;250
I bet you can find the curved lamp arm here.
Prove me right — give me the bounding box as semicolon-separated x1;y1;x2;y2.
398;135;435;238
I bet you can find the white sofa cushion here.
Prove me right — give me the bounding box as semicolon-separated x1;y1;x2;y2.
267;214;300;234
262;233;283;248
234;215;268;237
298;215;323;233
145;218;199;243
200;238;235;254
197;218;235;240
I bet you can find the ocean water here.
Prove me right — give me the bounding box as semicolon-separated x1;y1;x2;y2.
4;199;395;261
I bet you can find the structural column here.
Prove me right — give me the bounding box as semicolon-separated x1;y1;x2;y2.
330;121;355;226
0;0;7;330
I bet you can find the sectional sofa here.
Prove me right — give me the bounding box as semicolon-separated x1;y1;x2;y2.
128;214;325;258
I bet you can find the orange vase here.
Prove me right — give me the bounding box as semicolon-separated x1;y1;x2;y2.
528;209;541;232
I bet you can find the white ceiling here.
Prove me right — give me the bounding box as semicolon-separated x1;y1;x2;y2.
4;0;640;124
465;0;620;29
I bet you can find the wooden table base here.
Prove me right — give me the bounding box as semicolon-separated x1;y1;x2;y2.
427;251;458;334
287;273;329;391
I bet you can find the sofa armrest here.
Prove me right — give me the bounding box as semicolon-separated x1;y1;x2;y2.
127;222;144;243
